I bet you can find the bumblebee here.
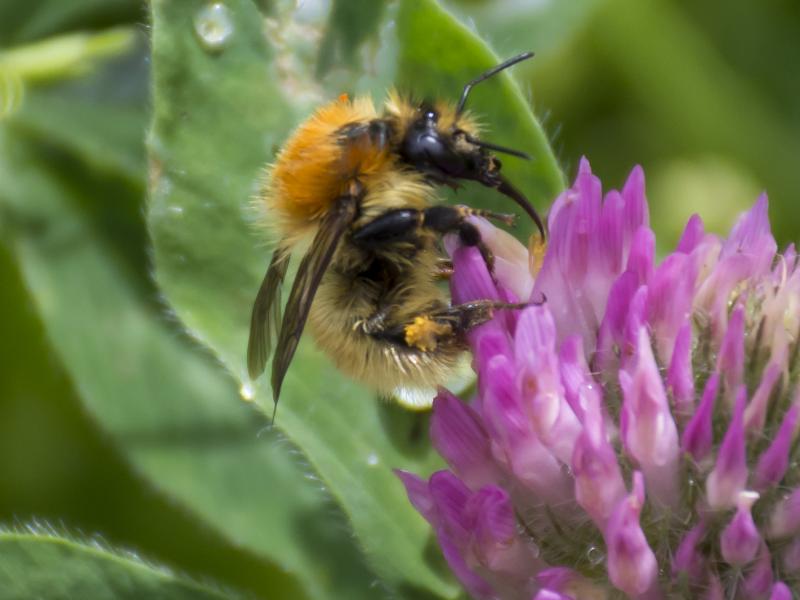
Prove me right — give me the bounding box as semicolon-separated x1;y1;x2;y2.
248;52;544;408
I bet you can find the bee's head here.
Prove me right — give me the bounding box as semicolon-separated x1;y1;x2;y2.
397;52;545;238
399;103;506;186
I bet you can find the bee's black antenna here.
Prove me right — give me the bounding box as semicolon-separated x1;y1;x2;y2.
456;51;535;115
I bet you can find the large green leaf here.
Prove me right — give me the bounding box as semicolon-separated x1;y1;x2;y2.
0;129;376;599
148;0;454;597
148;0;563;595
0;530;228;600
396;0;565;239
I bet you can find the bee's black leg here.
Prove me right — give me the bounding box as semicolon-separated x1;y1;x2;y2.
454;219;495;271
351;204;512;270
364;299;530;352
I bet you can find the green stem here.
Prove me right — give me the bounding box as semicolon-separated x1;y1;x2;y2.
0;27;135;84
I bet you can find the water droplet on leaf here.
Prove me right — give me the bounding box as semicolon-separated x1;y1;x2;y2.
194;3;234;52
239;381;255;401
366;453;379;466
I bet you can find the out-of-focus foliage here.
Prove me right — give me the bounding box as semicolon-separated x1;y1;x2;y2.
0;0;798;598
0;530;228;600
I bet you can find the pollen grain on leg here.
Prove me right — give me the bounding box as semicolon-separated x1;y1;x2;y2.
404;316;452;352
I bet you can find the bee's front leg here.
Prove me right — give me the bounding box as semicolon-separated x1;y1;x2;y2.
351;204;514;270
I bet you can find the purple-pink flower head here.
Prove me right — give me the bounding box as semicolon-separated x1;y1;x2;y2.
398;159;800;599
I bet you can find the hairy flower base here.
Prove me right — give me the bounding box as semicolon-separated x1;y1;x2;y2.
398;159;800;599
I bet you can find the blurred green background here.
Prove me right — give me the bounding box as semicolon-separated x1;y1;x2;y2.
0;0;798;598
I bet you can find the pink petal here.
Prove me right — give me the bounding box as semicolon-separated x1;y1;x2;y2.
469;216;534;302
626;226;655;286
676;214;705;253
742;543;774;598
666;319;694;417
706;386;748;510
430;390;496;488
468;486;542;579
767;488;800;539
621;286;648;369
744;358;784;434
604;472;659;597
716;304;745;400
437;527;495;600
395;470;435;522
753;404;799;491
533;591;572;600
572;395;626;527
647;252;697;364
451;245;501;304
621;164;649;240
515;306;581;463
595;270;639;373
619;328;680;509
770;582;793;600
481;356;569;503
720;491;761;566
429;470;472;543
681;373;719;461
536;567;577;592
595;189;625;275
672;521;707;583
558;334;599;421
720;194;776;276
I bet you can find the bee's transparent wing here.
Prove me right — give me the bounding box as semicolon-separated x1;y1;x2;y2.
247;247;290;380
271;195;358;404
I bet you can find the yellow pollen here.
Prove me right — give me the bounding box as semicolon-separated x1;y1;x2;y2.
404;316;452;352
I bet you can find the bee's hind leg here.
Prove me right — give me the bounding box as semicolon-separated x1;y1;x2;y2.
365;300;530;353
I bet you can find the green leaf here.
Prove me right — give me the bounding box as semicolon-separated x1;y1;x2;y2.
0;130;376;599
148;0;455;596
316;0;388;78
396;0;565;240
0;0;141;46
11;88;145;182
443;0;600;57
0;530;228;600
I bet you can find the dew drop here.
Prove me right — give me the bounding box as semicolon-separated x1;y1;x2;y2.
366;453;379;467
586;545;605;566
168;205;184;216
239;381;255;401
194;3;234;52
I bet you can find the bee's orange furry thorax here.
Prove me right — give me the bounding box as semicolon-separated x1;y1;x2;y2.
267;96;392;225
